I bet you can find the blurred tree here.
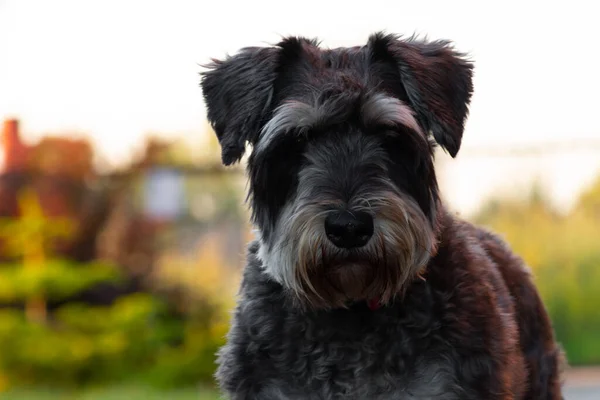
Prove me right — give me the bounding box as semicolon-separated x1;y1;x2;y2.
577;176;600;218
0;188;73;322
474;183;559;269
137;137;171;168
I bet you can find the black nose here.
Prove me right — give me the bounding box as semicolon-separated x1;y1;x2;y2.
324;210;374;249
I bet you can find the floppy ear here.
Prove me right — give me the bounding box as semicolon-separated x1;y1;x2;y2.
200;47;279;165
368;33;474;157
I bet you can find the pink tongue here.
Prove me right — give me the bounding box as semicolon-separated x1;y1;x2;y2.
367;298;381;311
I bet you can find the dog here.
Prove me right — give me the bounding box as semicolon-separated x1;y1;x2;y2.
200;32;564;399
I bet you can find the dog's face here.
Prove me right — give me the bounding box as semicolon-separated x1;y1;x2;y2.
201;33;473;309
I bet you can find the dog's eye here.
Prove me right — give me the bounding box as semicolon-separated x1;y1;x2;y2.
294;128;319;144
272;132;310;155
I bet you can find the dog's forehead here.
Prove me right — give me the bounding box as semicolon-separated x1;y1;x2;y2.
296;41;364;66
320;46;365;69
276;44;371;98
253;40;424;154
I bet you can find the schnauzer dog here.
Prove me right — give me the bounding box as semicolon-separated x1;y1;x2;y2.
201;32;564;399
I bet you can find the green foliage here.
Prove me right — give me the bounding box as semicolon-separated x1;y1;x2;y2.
0;293;227;388
0;385;219;400
0;188;74;260
0;260;120;302
0;188;229;391
474;179;600;366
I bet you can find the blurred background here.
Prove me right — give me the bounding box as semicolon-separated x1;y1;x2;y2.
0;0;599;399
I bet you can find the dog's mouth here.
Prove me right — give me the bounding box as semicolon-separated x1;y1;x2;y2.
294;252;406;310
324;261;378;300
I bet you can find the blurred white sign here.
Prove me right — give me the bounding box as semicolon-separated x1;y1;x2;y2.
143;168;185;220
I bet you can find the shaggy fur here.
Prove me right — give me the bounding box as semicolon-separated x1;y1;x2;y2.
200;32;565;399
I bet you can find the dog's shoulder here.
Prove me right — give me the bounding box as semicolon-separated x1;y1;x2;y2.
431;215;529;332
435;215;564;398
468;223;566;397
433;213;531;282
451;217;546;315
471;222;533;280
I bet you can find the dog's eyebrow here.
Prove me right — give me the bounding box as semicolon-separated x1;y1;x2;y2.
255;98;352;154
255;93;424;155
255;101;327;154
361;93;423;135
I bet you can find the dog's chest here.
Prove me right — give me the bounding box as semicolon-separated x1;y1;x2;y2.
262;338;457;399
260;357;459;400
229;300;462;399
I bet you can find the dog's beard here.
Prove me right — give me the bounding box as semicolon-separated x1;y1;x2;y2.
259;192;435;310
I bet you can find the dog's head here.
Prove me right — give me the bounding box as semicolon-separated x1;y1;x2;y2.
201;33;473;309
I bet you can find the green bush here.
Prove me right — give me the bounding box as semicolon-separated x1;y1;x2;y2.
0;260;120;302
0;292;227;388
0;188;230;391
536;255;600;365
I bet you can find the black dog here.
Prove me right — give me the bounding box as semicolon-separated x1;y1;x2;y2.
201;32;564;399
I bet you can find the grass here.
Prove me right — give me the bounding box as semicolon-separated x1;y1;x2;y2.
0;385;221;400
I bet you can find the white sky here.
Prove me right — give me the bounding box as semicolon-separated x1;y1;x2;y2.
1;0;599;213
